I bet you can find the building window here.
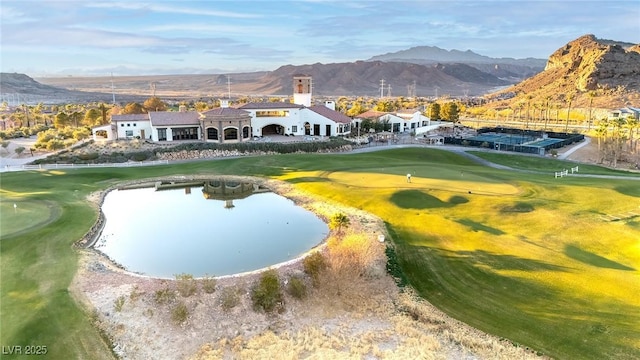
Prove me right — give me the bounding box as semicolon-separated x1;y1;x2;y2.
291;125;297;133
120;123;124;127
127;123;131;127
158;128;167;141
256;110;289;117
133;123;137;127
125;130;133;137
207;128;218;140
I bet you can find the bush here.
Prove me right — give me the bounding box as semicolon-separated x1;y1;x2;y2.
250;269;283;313
114;296;126;312
14;146;25;155
171;301;189;325
219;286;241;311
303;251;327;287
154;287;175;304
175;273;197;297
200;275;217;294
78;152;99;161
286;276;307;299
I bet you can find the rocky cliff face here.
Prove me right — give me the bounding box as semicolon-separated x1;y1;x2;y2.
486;34;640;109
544;34;640;92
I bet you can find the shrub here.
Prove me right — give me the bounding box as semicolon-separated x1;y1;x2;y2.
129;285;143;302
171;301;189;325
219;286;241;311
14;146;25;156
154;287;175;304
114;296;126;312
385;245;408;287
78;152;99;161
175;273;197;297
286;276;307;299
250;269;283;313
303;251;327;287
200;275;217;294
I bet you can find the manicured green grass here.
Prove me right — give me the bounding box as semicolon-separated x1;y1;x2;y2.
1;147;638;359
469;150;640;177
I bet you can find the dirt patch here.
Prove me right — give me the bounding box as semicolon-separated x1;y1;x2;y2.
70;176;547;360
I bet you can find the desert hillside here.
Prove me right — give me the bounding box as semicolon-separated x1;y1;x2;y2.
485;34;640;109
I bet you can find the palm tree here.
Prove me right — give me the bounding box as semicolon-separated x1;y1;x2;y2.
564;92;575;133
587;91;596;131
525;94;533;127
544;96;552;131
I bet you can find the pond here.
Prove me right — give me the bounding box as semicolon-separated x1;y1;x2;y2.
94;179;329;278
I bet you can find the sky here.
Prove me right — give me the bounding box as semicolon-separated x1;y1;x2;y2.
1;0;639;77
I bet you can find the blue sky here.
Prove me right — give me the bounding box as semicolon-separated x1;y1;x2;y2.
1;0;638;77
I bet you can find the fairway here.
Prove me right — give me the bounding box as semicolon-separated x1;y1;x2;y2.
1;147;639;359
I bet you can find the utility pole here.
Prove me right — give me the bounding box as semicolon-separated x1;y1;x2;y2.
379;79;385;99
111;73;116;104
227;76;231;99
387;84;392;97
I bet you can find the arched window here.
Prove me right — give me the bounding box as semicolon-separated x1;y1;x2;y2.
207;128;218;140
224;127;238;140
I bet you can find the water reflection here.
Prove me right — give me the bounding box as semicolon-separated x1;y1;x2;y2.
96;179;328;278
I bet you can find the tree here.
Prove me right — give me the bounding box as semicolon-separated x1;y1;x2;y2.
122;102;146;114
346;101;365;117
564;92;575;132
544;95;552;130
15;146;25;156
329;213;350;236
440;102;459;123
83;108;101;126
54;112;70;129
587;91;596;131
1;140;9;153
98;103;110;125
143;96;167;112
427;103;440;120
68;111;84;128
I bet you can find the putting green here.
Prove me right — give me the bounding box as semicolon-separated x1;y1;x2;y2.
0;199;61;239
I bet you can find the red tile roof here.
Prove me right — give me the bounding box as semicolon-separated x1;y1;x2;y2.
308;105;352;124
238;102;303;110
111;114;149;122
202;107;250;116
149;111;200;126
356;110;389;119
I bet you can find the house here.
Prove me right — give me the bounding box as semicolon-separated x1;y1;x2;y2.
355;109;433;135
609;107;640;121
92;75;352;142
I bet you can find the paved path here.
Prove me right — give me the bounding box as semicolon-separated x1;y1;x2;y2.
558;136;591;160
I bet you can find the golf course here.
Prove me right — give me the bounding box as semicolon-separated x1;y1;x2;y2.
1;147;639;359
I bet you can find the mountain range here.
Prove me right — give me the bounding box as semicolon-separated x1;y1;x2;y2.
1;34;638;108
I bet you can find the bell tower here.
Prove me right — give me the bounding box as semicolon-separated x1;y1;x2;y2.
292;74;312;107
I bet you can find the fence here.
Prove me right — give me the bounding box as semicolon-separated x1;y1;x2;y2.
2;160;169;172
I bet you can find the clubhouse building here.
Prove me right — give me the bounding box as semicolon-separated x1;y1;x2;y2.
92;75;353;143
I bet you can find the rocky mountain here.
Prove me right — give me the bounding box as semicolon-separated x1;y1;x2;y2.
368;46;546;80
0;72;144;104
485;34;640;109
258;61;510;96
